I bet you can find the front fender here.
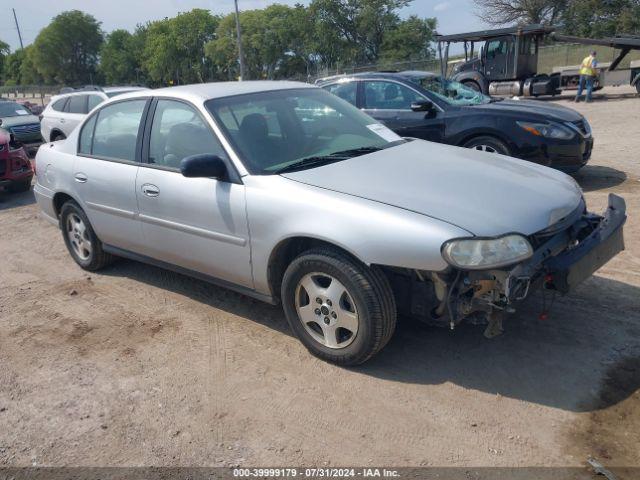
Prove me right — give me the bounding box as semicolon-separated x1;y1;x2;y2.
244;176;470;295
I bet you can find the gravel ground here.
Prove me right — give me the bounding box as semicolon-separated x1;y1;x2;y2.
0;86;639;471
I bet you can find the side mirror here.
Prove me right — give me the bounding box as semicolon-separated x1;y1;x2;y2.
180;154;227;179
410;99;434;112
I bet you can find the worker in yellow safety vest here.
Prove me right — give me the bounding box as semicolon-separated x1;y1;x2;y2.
575;51;598;103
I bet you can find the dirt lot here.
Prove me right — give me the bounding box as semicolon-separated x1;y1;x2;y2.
1;86;639;471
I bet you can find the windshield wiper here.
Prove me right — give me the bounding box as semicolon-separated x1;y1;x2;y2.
273;146;385;174
327;146;383;157
273;156;348;174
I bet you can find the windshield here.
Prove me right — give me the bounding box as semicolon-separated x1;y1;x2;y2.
206;88;404;174
412;76;491;106
0;102;32;118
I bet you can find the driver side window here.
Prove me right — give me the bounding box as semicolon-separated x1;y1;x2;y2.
148;100;228;170
486;39;507;57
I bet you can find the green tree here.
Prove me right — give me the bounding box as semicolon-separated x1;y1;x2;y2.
0;39;9;83
143;9;219;86
309;0;412;64
561;0;640;37
30;10;103;84
2;46;43;85
379;15;437;62
100;30;139;84
205;5;313;80
20;46;44;84
3;49;24;85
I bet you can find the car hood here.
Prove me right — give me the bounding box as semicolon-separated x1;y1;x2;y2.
281;140;583;237
0;114;41;127
470;99;583;123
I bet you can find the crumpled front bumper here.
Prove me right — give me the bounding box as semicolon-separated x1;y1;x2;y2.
505;194;626;301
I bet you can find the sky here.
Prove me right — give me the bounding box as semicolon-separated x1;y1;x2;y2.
1;0;485;53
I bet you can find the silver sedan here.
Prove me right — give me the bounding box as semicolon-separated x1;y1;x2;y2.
33;81;626;365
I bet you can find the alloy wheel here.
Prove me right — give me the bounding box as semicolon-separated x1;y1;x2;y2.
471;144;497;153
295;272;359;349
66;213;92;261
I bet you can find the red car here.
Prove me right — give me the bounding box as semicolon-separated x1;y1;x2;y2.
0;127;33;193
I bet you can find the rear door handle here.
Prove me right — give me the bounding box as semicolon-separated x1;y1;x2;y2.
142;184;160;197
74;173;88;183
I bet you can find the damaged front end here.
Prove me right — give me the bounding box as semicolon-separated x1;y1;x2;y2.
390;194;626;336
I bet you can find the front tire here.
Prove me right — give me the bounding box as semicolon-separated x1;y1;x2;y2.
281;248;396;366
51;132;66;142
462;80;481;92
60;201;114;271
463;135;511;156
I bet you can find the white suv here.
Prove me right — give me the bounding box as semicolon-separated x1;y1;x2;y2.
40;87;148;142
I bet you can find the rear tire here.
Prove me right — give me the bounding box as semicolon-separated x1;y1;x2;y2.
8;178;31;193
463;136;511;155
60;200;115;271
281;248;396;366
51;132;66;142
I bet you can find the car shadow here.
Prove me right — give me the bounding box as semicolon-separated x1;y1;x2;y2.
0;186;36;210
101;259;640;413
573;165;627;192
360;275;640;413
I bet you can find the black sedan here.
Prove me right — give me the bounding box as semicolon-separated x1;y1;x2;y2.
317;71;593;172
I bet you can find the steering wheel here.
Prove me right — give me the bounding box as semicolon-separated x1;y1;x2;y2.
304;125;339;154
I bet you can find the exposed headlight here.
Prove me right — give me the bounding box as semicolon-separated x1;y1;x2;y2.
441;234;533;270
516;121;575;140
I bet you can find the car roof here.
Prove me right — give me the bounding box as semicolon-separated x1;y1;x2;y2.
316;71;437;85
111;80;316;104
102;86;148;93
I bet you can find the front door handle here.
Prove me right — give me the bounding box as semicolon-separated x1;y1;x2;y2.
142;184;160;197
74;173;88;183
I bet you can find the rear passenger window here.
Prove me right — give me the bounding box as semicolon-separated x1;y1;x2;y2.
79;115;97;154
87;95;103;111
363;81;424;110
51;98;68;112
67;95;87;114
82;100;146;162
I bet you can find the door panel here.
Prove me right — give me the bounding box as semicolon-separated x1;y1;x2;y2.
361;80;445;142
484;37;511;80
136;98;252;287
136;169;252;287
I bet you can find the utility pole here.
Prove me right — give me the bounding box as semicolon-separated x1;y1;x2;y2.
234;0;246;81
12;8;24;49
